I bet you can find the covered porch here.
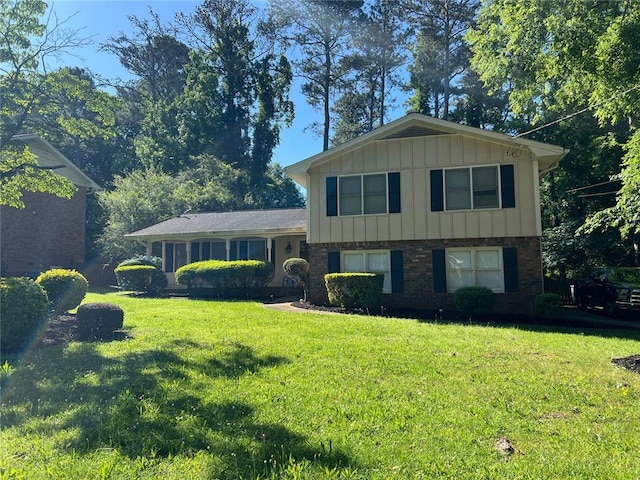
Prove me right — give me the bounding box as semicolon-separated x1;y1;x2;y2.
125;208;308;290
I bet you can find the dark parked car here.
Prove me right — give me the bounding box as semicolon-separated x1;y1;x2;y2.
574;267;640;317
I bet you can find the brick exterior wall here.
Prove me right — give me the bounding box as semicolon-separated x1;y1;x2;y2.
308;237;543;315
0;188;87;277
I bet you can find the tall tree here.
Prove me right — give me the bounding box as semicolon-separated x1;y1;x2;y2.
178;0;294;190
405;0;478;119
332;0;409;145
0;0;111;207
267;0;363;151
468;0;640;258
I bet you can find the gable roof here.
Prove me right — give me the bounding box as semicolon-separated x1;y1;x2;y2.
12;134;101;191
285;113;568;188
125;208;307;240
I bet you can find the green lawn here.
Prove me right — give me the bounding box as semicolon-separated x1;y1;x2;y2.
1;293;639;479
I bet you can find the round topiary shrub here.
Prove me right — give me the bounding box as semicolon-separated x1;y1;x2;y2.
76;303;124;341
453;286;495;319
534;293;563;319
114;256;167;295
1;277;49;352
283;257;309;300
35;269;88;314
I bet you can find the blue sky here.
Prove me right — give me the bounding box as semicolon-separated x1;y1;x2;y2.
46;0;331;168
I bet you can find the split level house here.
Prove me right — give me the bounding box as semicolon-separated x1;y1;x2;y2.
127;113;567;314
0;134;101;278
285;113;568;314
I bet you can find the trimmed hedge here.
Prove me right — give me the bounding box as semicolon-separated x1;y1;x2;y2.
114;256;167;295
175;260;275;299
453;286;495;319
1;277;49;352
534;293;563;319
325;273;384;310
35;269;88;314
77;302;124;340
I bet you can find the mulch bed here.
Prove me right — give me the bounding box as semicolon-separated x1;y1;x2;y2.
612;355;640;374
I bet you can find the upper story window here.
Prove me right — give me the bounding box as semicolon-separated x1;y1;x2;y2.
327;172;401;217
339;173;387;215
431;164;515;212
445;166;499;210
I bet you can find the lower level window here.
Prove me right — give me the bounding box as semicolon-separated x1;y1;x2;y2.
342;250;391;293
446;247;503;293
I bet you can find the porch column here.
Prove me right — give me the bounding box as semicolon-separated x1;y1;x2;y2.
161;242;166;272
266;236;273;262
225;239;231;261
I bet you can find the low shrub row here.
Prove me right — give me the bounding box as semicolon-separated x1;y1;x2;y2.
114;256;167;295
325;273;384;310
176;260;274;299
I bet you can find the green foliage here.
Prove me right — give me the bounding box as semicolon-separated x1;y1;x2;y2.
35;269;88;314
76;302;124;340
175;260;275;298
283;257;309;301
452;286;495;319
114;256;168;295
0;143;76;208
0;277;49;352
324;273;384;310
534;293;563;319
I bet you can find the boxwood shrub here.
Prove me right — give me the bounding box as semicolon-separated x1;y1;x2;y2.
175;260;274;299
325;273;384;310
35;269;88;314
453;286;495;319
1;277;49;352
77;302;124;340
114;256;167;295
534;293;563;319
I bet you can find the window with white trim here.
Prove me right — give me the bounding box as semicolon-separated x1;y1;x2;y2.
446;247;504;293
342;250;391;292
445;166;500;210
339;173;387;216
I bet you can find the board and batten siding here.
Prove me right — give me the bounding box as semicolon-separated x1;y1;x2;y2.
307;134;541;244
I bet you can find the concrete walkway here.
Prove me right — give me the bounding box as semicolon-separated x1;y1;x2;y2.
263;298;343;315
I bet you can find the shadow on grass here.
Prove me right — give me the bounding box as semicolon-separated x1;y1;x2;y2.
412;306;640;341
1;341;357;478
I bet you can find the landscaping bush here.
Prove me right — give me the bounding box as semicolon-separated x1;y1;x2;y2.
453;286;495;319
114;256;167;295
175;260;274;299
36;269;88;314
0;277;49;352
76;302;124;340
325;273;384;310
534;293;563;319
283;257;309;301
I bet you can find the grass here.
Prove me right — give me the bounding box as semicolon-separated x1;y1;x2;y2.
1;293;639;479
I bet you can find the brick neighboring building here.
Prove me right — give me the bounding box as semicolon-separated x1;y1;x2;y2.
0;135;100;278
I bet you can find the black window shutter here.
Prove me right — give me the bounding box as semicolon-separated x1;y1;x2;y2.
430;170;444;211
391;250;404;293
500;165;516;208
433;248;447;293
328;251;340;273
190;242;200;263
503;247;519;292
326;176;338;216
165;243;174;273
388;172;401;213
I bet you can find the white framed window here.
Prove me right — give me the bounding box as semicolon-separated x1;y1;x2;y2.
446;247;504;293
444;166;500;210
339;173;387;216
342;250;391;292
